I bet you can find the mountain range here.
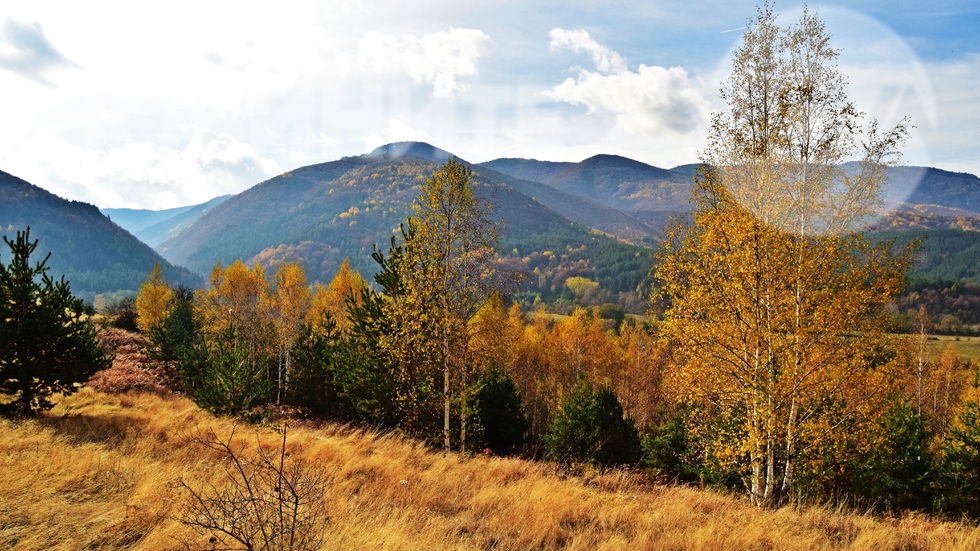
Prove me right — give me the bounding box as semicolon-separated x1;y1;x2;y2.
2;142;980;305
153;142;655;303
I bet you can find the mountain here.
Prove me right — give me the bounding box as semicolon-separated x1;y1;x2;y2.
0;170;203;302
880;165;980;215
156;143;655;302
102;204;198;234
480;156;696;245
137;196;231;247
485;156;980;233
480;154;694;212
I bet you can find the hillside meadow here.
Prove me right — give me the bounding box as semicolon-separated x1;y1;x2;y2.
3;385;980;550
925;336;980;362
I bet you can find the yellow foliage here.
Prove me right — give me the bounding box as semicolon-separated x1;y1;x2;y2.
307;258;367;334
196;260;273;353
135;262;172;333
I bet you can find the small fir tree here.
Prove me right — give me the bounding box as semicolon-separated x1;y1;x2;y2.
543;379;641;467
0;228;112;416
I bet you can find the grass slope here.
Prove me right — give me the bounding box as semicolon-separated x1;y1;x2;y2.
3;386;980;548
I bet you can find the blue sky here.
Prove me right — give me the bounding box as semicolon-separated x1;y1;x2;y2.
0;0;976;208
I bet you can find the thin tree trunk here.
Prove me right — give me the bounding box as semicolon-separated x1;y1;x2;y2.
781;397;799;503
444;329;451;451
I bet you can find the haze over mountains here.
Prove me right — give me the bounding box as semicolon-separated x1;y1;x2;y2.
3;141;980;303
102;195;231;247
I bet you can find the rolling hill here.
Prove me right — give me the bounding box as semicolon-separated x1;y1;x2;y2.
0;170;202;302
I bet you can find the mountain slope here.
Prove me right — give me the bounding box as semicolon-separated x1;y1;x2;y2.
102;204;197;233
480;155;694;213
8;387;978;550
881;165;980;215
157;143;655;300
103;196;232;247
0;170;202;301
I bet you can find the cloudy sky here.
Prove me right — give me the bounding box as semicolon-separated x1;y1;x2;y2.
1;0;977;209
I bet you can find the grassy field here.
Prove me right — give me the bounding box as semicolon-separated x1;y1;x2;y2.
924;335;980;362
2;386;980;550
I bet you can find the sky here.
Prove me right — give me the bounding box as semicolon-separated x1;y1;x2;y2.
0;0;977;209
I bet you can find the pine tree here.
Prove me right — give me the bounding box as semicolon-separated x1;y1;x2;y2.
0;228;112;416
543;379;641;467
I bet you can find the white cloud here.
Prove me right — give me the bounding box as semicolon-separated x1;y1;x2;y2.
348;28;493;98
548;28;626;75
6;129;281;209
546;28;710;135
917;53;980;173
0;19;75;85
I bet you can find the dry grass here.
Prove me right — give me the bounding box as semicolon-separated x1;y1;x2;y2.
2;387;980;550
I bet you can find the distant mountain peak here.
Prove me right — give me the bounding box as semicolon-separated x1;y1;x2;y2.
367;142;456;164
579;154;647;167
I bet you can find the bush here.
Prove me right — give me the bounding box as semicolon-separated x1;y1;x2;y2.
543;380;641;467
107;296;139;331
176;425;329;550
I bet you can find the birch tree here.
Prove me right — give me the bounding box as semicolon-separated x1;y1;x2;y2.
404;158;504;451
657;4;913;507
269;262;311;404
135;262;173;334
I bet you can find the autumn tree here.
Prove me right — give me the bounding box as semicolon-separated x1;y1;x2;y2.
0;228;112;416
656;5;912;507
402;158;507;451
268;262;311;404
307;258;367;335
135;261;173;334
197;260;274;361
939;364;980;518
192;260;275;416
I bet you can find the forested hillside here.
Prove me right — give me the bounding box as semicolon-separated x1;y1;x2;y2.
0;170;201;301
156;143;656;307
